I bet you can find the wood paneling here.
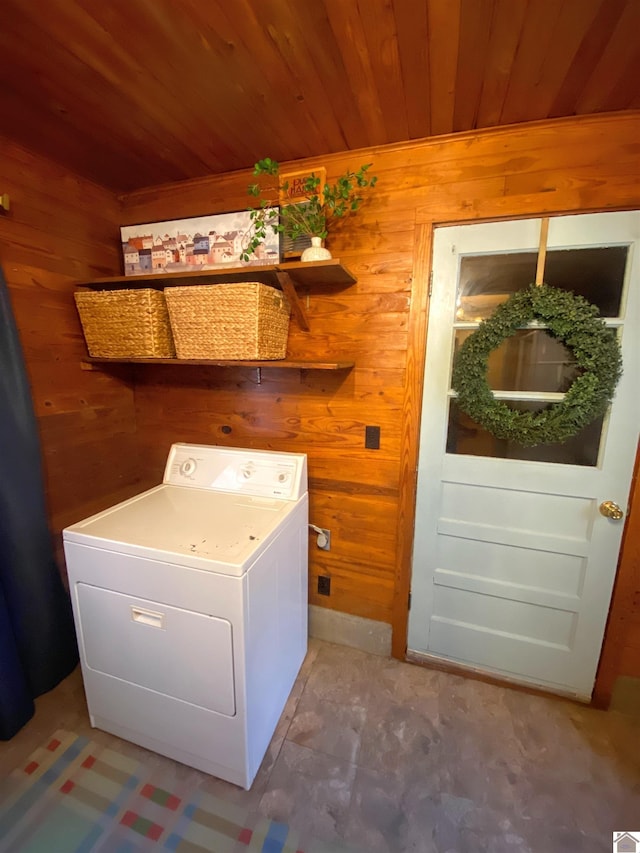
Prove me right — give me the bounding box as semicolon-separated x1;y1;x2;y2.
392;221;432;658
0;137;143;568
121;112;640;701
1;1;640;192
593;443;640;705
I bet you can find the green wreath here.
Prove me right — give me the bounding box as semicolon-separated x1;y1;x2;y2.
451;283;622;447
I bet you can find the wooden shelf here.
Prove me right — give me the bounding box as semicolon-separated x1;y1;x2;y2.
82;357;354;382
77;259;356;332
83;357;354;370
76;259;356;289
77;259;357;373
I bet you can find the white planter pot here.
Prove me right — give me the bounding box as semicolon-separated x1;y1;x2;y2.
300;236;332;262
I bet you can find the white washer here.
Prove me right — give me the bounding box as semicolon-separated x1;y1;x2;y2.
63;443;308;789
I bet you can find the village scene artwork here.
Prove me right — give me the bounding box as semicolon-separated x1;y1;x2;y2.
120;209;280;276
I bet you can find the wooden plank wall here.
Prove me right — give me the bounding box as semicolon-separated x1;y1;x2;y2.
0;136;144;566
593;442;640;704
618;462;640;676
122;164;412;625
120;112;640;687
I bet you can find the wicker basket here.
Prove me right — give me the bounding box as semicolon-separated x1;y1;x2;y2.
164;282;290;360
74;289;175;358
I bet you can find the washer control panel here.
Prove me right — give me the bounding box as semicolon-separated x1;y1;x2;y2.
179;457;198;477
164;443;307;500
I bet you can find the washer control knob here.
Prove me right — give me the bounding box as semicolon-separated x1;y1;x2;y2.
278;472;289;483
180;458;197;477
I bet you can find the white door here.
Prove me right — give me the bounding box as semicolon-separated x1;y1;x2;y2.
408;212;640;700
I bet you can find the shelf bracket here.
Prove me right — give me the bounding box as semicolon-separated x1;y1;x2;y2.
275;270;310;331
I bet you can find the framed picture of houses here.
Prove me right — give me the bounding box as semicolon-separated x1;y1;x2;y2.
119;209;280;276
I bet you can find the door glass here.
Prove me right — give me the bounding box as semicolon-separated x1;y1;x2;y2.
448;243;627;464
447;401;603;466
454;329;580;393
456;252;536;321
545;247;627;317
456;246;627;321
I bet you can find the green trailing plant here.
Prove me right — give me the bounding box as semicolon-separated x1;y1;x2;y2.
451;283;622;446
240;158;377;261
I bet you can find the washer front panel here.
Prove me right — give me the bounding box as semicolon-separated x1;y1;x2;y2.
77;583;236;716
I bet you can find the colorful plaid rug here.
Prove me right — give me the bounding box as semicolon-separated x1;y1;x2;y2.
0;730;360;853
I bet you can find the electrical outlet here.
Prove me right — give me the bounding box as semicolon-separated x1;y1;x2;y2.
317;575;331;596
365;425;381;449
316;527;331;551
309;524;331;550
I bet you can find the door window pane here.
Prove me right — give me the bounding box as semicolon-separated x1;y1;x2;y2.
456;253;536;321
446;401;603;466
545;247;626;317
456;246;627;321
454;329;580;393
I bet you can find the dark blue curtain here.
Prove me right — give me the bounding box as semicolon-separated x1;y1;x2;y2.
0;266;78;739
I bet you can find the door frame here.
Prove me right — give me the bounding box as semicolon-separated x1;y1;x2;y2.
392;214;640;705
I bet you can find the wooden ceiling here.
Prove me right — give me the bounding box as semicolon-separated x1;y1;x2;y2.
2;0;639;193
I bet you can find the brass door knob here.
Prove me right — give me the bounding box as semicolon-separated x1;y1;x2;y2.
599;500;624;520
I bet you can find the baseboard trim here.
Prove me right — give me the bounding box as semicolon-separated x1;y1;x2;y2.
308;606;392;657
406;649;591;704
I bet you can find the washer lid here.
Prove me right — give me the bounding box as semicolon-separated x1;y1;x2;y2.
63;484;297;574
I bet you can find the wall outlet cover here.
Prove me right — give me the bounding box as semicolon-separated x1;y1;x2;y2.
317;575;331;596
365;425;380;449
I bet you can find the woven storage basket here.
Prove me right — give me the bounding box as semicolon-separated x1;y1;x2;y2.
165;282;290;360
74;288;175;358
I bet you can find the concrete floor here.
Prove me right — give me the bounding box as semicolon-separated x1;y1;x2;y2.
1;639;639;852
